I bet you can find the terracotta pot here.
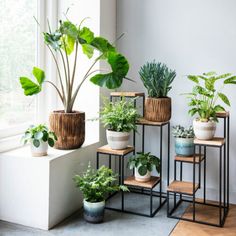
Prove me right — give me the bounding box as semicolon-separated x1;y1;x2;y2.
49;110;85;150
193;119;216;140
144;97;171;122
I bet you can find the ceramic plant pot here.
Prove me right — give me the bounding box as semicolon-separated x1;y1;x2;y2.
134;168;151;182
144;97;171;122
49;110;85;150
175;137;194;156
31;140;48;157
106;130;130;150
193;119;216;140
83;200;105;223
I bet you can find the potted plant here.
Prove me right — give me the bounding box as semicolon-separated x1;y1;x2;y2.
172;125;194;156
22;124;57;157
139;61;176;122
73;164;128;223
100;98;140;150
19;18;129;149
128;152;160;182
186;72;236;140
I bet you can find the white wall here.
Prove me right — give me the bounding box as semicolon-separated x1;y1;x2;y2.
117;0;236;203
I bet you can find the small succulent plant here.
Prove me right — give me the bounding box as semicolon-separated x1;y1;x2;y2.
172;125;194;138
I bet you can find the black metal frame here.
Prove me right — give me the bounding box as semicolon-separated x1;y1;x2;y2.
167;115;230;227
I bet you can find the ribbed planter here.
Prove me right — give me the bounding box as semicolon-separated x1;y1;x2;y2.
106;130;130;150
83;200;105;223
175;138;194;156
49;111;85;150
134;168;151;182
193;119;216;140
31;140;48;157
144;97;171;122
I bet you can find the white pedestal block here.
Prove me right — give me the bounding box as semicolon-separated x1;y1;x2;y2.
0;143;99;230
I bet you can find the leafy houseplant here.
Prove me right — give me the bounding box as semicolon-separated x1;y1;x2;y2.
19;18;129;149
99;98;140;150
73;164;128;223
128;152;160;182
172;125;194;156
22;124;57;157
186;72;236;140
139;61;176;122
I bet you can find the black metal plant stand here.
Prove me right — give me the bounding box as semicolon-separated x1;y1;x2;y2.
167;112;230;227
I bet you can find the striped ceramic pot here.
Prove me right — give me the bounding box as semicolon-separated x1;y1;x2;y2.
175;138;194;156
83;200;105;223
106;130;130;150
193;119;216;140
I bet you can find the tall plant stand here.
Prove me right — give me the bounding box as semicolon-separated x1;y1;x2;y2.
167;112;230;227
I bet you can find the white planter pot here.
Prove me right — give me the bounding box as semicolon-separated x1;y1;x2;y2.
83;200;105;223
134;168;151;182
193;119;216;140
31;140;48;157
106;130;130;150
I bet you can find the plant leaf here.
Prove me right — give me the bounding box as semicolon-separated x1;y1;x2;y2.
224;76;236;84
32;67;45;85
59;21;78;40
218;92;230;106
19;77;41;96
48;138;54;147
34;131;43;140
138;166;147;176
79;27;94;44
33;139;40;148
188;75;199;83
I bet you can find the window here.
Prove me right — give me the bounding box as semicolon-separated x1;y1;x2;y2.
0;0;38;138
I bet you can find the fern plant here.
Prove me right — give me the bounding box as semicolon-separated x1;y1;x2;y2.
139;61;176;98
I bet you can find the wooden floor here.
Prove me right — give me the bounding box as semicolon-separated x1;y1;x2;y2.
171;204;236;236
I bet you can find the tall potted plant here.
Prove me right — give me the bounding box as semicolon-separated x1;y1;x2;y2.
73;164;128;223
139;61;176;122
19;19;129;149
186;72;236;140
100;98;139;150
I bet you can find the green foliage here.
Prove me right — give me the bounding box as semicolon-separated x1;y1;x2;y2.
172;125;194;138
139;61;176;98
22;124;57;147
19;18;129;113
128;152;160;176
185;72;236;122
73;164;129;203
99;98;140;132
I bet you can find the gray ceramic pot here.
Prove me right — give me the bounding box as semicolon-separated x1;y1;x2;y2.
83;200;105;223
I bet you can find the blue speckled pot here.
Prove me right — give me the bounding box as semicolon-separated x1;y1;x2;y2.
175;138;194;156
83;200;105;223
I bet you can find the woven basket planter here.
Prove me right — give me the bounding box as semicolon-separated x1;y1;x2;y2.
144;97;171;122
49;110;85;150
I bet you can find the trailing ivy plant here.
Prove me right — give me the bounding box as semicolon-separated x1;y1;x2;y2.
139;61;176;98
73;163;129;203
99;98;140;132
185;72;236;122
19;19;129;113
128;152;160;176
22;124;57;147
172;125;194;138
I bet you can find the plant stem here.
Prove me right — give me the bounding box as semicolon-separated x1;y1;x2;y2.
70;42;79;95
45;81;63;103
59;49;69;92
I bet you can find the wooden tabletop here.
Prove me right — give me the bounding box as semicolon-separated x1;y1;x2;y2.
97;145;134;155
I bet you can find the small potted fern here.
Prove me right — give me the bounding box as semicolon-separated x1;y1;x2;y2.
139;61;176;122
100;98;139;150
172;125;194;156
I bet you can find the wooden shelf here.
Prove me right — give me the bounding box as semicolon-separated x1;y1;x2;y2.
136;117;169;126
110;91;145;97
167;180;199;195
124;176;160;189
97;145;134;155
194;137;225;147
175;155;204;164
216;111;229;118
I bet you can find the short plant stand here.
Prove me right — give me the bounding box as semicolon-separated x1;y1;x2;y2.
167;112;230;227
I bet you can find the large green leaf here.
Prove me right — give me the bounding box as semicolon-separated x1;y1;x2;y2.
19;77;41;96
138;166;148;176
43;32;61;50
90;52;129;89
59;21;78;40
82;44;94;59
79;27;94;44
91;37;116;54
218;92;230;106
188;75;199;83
61;35;75;55
33;67;45;85
224;76;236;84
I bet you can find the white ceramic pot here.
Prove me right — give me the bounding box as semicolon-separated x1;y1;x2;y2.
134;168;151;182
106;130;130;150
31;140;48;157
83;200;105;223
193;119;216;140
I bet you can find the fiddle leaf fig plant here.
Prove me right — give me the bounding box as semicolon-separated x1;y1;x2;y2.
185;72;236;122
19;19;129;113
